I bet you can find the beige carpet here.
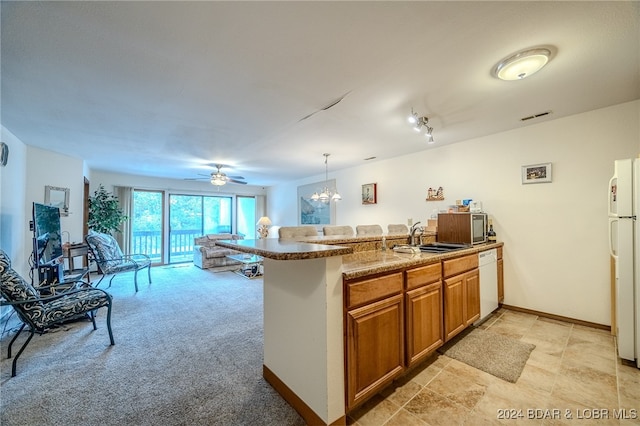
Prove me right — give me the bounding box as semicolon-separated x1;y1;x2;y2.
438;327;535;383
0;264;305;426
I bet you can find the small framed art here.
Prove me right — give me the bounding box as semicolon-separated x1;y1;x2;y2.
522;162;552;184
362;183;377;204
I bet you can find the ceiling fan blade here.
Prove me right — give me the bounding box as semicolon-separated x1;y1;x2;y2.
227;175;245;180
184;177;209;181
228;178;247;185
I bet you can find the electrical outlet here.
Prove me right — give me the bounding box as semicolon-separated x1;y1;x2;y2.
407;218;413;226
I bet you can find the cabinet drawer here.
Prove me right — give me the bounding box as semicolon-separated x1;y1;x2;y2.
405;263;442;290
442;254;478;278
347;272;403;309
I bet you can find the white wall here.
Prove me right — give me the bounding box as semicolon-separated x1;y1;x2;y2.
267;100;640;325
0;126;29;276
25;146;87;246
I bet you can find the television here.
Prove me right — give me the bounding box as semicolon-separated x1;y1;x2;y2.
32;202;63;267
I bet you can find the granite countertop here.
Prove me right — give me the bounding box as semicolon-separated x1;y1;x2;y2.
214;238;353;260
216;237;502;281
341;242;503;280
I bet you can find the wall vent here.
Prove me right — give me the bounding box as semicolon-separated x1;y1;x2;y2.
521;111;552;121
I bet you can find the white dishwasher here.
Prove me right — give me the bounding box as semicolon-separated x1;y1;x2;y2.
477;248;499;323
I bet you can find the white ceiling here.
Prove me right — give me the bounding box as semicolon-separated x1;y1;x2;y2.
2;1;639;186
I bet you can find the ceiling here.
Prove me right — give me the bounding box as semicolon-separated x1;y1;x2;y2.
2;1;639;187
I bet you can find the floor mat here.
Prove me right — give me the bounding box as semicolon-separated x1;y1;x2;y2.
438;327;535;383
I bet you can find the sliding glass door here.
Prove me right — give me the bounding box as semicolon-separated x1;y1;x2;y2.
131;190;164;264
168;194;232;263
237;196;256;239
131;191;253;264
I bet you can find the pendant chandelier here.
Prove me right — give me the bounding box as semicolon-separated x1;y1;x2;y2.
311;153;342;203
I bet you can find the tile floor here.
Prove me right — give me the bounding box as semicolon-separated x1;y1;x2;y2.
347;308;640;425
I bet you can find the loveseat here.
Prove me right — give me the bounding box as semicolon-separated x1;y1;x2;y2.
193;234;244;271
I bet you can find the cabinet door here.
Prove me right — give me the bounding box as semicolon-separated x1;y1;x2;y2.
346;294;404;409
465;269;480;325
444;274;465;341
406;281;443;366
497;258;504;303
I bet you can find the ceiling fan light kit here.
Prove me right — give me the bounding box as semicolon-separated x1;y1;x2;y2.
186;164;247;186
493;47;552;81
210;175;226;186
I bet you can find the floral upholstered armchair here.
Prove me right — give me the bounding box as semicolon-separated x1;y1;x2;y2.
85;230;151;292
0;249;114;377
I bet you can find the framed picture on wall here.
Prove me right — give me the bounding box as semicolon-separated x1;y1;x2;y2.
362;183;377;204
297;180;336;228
521;162;552;184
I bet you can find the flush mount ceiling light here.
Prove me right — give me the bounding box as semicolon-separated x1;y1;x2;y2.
493;47;552;81
310;153;342;203
408;110;435;143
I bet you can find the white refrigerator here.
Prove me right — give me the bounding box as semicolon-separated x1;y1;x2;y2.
608;158;639;368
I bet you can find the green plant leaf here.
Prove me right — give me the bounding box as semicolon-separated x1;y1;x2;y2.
87;185;128;234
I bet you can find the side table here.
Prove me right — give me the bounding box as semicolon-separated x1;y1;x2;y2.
225;254;263;279
63;243;91;284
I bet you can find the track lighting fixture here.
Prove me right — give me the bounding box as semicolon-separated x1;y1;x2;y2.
408;110;435;143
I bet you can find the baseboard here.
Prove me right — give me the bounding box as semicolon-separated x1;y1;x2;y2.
263;365;346;426
501;304;610;331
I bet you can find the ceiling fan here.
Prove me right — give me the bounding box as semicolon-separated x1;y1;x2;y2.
185;164;247;186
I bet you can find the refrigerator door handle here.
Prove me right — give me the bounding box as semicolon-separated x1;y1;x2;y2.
608;217;618;259
608;174;617;217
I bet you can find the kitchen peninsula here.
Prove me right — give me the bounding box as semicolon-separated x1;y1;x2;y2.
216;237;503;425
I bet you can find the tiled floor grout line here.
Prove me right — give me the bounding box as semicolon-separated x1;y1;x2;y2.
383;359;450;426
544;322;573;409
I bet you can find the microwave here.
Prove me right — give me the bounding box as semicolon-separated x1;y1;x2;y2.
437;213;487;245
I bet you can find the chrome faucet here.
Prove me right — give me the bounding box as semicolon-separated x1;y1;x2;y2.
410;222;423;246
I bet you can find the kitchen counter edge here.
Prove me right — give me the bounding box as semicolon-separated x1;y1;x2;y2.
341;242;504;280
215;238;353;260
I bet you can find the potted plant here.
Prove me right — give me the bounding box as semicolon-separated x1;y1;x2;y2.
87;184;128;234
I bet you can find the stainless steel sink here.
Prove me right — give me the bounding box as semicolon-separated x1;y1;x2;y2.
417;242;470;253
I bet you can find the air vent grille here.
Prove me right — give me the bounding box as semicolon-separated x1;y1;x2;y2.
521;111;552;121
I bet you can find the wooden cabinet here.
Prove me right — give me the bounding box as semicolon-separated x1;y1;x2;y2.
443;254;480;342
497;246;504;303
344;247;503;410
405;263;443;366
346;293;404;409
345;273;404;409
406;282;443;366
465;269;480;324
